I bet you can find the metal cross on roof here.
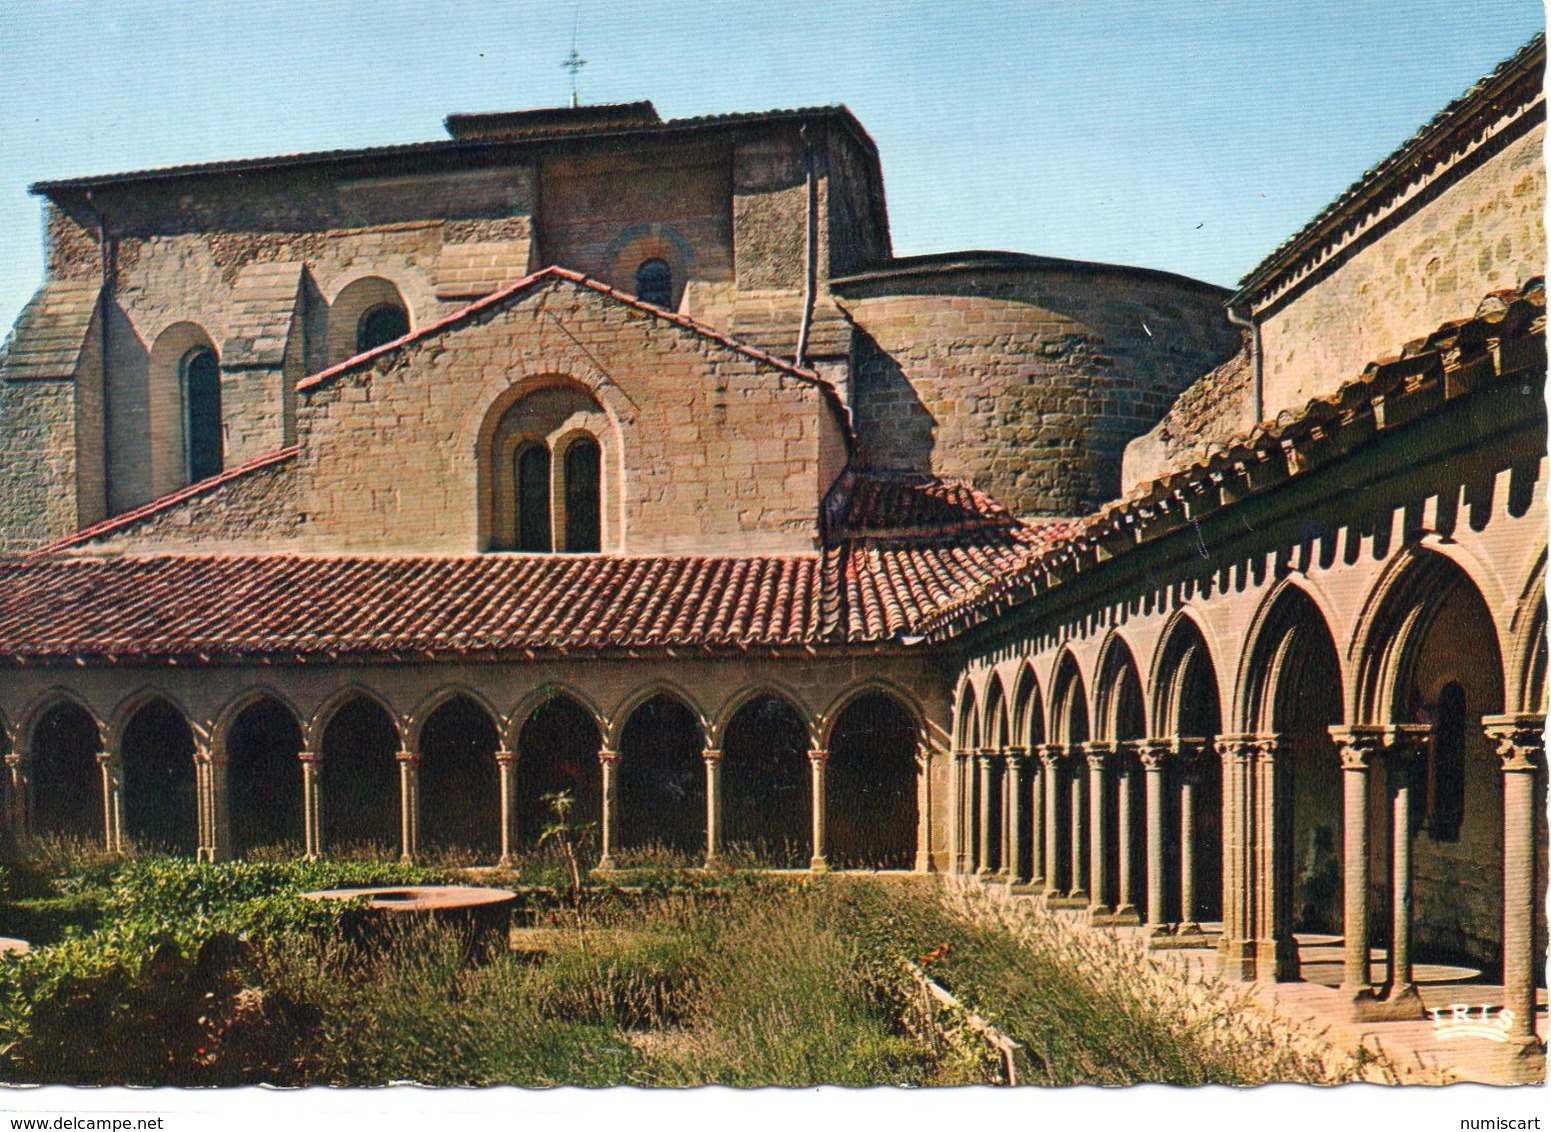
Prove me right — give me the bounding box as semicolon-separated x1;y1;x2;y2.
562;5;586;108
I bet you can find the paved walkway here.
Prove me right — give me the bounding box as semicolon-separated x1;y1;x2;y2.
1018;895;1547;1086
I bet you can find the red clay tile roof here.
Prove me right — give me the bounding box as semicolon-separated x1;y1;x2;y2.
823;470;1021;541
0;529;1053;661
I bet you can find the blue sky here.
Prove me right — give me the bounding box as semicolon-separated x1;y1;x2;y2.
0;1;1542;334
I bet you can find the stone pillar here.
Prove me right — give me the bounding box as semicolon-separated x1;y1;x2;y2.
1041;744;1063;897
950;749;968;874
1069;745;1088;902
1383;726;1429;1010
1330;727;1378;997
397;750;421;864
495;747;518;867
914;746;934;874
1176;739;1206;933
1029;749;1045;888
597;749;619;871
1114;743;1137;921
810;747;829;872
4;749;31;841
1215;735;1257;980
96;750;124;854
703;746;723;868
976;750;995;877
1250;735;1296;981
194;744;214;863
1141;740;1169;929
210;752;231;862
1004;748;1025;884
1483;715;1545;1049
300;750;323;860
1085;741;1111;914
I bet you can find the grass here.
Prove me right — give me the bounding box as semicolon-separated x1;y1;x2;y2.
0;842;1379;1087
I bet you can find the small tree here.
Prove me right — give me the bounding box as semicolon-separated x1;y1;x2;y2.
537;790;595;946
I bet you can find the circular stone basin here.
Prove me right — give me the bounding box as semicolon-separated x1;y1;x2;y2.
0;937;30;957
301;885;517;912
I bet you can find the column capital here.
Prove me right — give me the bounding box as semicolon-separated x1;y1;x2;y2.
396;749;422;767
1003;746;1028;764
598;747;621;766
1038;742;1064;765
3;750;23;769
1082;739;1114;768
1138;737;1170;770
808;747;830;763
1214;734;1264;765
1482;714;1545;773
703;747;724;763
94;749;118;768
299;745;323;765
1170;736;1210;761
1382;723;1431;766
494;746;517;766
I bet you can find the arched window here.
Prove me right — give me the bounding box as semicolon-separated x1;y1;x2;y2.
563;438;601;553
357;303;410;353
183;348;223;481
1423;681;1467;842
634;259;672;309
516;444;552;552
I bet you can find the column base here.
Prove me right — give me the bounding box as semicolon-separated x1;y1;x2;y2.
1089;908;1140;927
1110;903;1141;925
1217;937;1258;981
594;855;616;873
1147;927;1217;951
1045;894;1089;910
1341;985;1427;1022
809;856;830;873
914;850;936;874
1256;935;1300;982
1176;920;1204;936
974;865;994;877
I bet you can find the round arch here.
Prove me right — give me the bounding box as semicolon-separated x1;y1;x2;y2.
720;692;812;866
326;276;412;364
147;321;221;497
826;689;920;869
1235;576;1349;735
515;692;603;853
115;694;199;854
616;691;704;857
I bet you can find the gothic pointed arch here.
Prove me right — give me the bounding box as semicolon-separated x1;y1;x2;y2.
515;692;602;851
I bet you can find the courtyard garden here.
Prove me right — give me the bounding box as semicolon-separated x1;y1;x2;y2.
0;834;1383;1087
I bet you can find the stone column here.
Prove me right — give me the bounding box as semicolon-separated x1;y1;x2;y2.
1114;743;1137;921
1329;725;1386;1003
810;747;829;872
1215;735;1257;980
96;750;124;855
1139;739;1170;931
1041;744;1063;897
300;750;323;860
210;752;231;862
976;750;995;877
1068;746;1088;901
1483;715;1545;1048
1085;741;1111;914
397;750;421;864
1004;748;1025;884
495;747;517;866
914;746;934;874
597;749;619;871
194;745;214;863
4;748;31;841
703;746;723;868
1382;726;1429;1010
949;749;967;874
1176;739;1206;933
1250;735;1296;981
1029;749;1045;888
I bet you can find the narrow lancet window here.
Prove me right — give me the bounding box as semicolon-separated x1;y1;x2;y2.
564;437;602;552
184;348;223;482
517;444;553;552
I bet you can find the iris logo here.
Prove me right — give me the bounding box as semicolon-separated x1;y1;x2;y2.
1427;1003;1517;1042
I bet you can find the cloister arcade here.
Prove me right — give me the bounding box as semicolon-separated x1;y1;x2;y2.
951;504;1547;1042
0;660;942;876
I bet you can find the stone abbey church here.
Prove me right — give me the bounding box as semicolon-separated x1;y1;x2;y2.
0;33;1545;1041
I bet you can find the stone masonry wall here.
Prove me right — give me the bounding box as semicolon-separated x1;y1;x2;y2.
1121;335;1252;491
840;264;1239;518
0;377;79;554
1257;123;1545;420
94;278;846;556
